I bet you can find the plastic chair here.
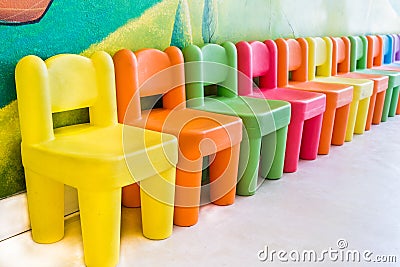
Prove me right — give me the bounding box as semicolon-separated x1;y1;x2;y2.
351;35;400;118
305;37;373;142
15;52;178;267
392;34;400;64
236;40;326;173
366;35;400;116
113;47;242;226
275;38;353;155
183;42;291;196
330;36;388;130
382;34;400;65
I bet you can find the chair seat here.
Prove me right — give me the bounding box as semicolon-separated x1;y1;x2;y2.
252;88;326;120
358;69;400;88
191;96;291;138
373;65;400;72
314;76;373;100
289;81;353;107
338;72;389;93
22;124;178;190
126;108;243;155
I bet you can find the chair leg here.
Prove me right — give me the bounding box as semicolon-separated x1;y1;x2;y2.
318;105;336;155
141;167;176;238
209;144;240;206
397;87;400;115
331;103;350;145
381;85;394;122
300;113;323;160
122;183;141;208
365;91;377;130
25;169;64;244
354;97;370;134
372;90;386;125
345;99;360;142
263;126;288;179
236;137;262;196
389;85;400;117
283;120;304;173
78;188;122;267
173;159;203;227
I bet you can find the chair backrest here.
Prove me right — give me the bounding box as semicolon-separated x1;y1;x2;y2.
366;35;383;68
236;40;277;95
306;37;332;80
330;36;351;75
15;51;117;145
113;47;186;122
348;36;368;71
275;38;308;87
182;42;238;108
393;34;400;61
381;34;394;64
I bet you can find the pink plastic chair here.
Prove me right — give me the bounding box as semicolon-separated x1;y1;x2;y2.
330;36;388;130
236;40;326;173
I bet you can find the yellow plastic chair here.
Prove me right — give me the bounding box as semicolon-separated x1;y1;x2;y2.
306;37;373;142
15;52;178;267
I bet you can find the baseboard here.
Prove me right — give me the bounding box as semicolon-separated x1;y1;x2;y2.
0;185;79;241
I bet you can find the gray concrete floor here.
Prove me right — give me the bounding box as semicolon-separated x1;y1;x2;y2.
0;117;399;267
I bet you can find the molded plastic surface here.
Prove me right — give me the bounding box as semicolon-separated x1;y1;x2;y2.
306;37;373;142
275;38;353;155
330;36;389;130
351;35;400;118
15;52;178;267
113;47;242;226
183;42;291;196
236;40;326;173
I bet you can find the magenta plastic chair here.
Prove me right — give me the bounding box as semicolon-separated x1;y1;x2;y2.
236;40;326;173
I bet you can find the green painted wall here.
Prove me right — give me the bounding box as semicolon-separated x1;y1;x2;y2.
0;0;399;198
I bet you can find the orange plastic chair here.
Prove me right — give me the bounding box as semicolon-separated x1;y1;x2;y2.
305;37;373;142
15;52;178;267
330;36;388;131
113;47;242;227
236;40;326;173
275;38;353;155
365;35;400;116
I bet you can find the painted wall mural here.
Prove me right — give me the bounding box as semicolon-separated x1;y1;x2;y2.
0;0;399;199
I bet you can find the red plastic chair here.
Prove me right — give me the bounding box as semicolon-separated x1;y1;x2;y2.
113;47;242;227
330;36;388;130
236;40;326;173
275;38;353;155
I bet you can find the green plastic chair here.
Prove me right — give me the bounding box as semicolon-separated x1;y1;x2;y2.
182;42;291;196
349;35;400;121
